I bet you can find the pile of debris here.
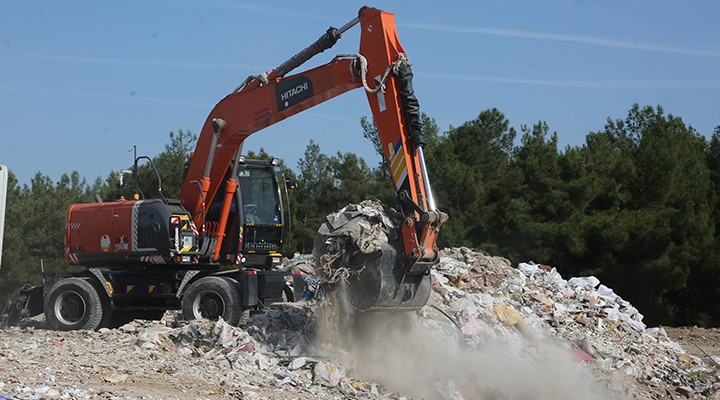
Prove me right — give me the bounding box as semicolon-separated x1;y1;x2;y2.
302;199;719;398
0;200;718;399
425;247;720;398
0;245;718;399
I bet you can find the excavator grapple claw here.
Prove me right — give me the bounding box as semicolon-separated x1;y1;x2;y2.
313;200;434;312
346;243;432;311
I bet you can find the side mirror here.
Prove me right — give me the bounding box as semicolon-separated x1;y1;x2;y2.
118;169;133;189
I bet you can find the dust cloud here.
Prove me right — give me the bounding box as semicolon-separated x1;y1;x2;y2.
314;285;620;400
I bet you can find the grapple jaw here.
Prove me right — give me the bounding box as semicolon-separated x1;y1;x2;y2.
346;243;432;311
313;199;435;312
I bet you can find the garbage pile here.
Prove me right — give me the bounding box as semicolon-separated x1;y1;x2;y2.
195;243;717;399
0;246;717;400
425;247;720;399
134;315;379;399
0;200;718;399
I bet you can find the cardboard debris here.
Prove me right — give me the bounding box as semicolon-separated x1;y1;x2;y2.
491;303;526;327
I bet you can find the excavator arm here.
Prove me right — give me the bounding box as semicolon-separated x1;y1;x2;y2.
179;6;447;310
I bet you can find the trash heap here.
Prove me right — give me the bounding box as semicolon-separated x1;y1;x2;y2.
294;199;720;399
0;246;717;400
135;244;716;399
137;311;396;399
0;200;717;400
426;247;719;399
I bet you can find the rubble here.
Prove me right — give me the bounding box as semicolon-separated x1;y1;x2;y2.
0;200;718;399
424;248;719;398
312;362;345;387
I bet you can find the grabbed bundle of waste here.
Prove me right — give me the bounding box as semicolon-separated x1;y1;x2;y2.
312;198;402;284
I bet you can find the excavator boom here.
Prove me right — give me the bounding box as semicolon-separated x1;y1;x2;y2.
179;7;446;310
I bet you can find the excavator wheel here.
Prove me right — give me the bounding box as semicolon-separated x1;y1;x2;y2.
44;277;108;331
181;276;246;326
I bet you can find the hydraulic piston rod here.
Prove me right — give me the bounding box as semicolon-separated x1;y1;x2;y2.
417;147;436;212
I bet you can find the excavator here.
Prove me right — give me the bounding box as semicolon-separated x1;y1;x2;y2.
3;6;447;330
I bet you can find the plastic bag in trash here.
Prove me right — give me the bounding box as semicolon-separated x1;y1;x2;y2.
567;276;600;289
303;278;320;300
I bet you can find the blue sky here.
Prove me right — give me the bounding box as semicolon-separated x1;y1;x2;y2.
1;1;719;185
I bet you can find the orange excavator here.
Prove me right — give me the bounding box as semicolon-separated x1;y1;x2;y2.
5;6;447;330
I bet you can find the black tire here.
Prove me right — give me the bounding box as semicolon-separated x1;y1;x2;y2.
283;285;295;302
44;277;107;331
181;277;243;326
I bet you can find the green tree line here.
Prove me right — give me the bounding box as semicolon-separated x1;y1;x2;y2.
1;105;718;327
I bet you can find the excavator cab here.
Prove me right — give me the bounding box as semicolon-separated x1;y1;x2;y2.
214;158;289;269
237;163;282;226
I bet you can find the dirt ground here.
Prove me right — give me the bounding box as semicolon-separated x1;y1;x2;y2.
665;326;720;365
